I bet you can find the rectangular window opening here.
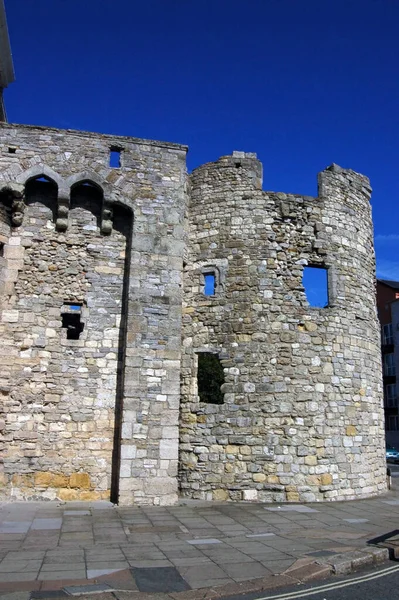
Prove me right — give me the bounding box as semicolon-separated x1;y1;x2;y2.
204;272;216;296
384;353;396;377
383;323;394;345
61;304;84;340
8;147;16;154
0;242;4;257
385;384;398;408
302;265;329;308
388;416;399;431
197;352;225;404
109;147;122;168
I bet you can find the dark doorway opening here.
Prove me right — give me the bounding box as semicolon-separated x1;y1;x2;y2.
197;353;225;404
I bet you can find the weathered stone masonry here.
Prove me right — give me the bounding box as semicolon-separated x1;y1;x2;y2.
181;152;386;503
0;123;187;505
0;127;386;505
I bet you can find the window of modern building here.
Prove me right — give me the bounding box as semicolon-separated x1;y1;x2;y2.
388;415;399;431
384;353;396;377
385;383;398;407
383;323;394;345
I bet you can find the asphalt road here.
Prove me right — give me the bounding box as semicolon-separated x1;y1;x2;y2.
387;463;399;477
226;563;399;600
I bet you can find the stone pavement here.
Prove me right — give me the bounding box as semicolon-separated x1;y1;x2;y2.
0;487;398;600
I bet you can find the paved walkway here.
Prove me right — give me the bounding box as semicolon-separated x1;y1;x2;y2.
0;485;398;599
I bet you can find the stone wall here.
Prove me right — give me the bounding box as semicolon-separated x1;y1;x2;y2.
180;152;386;502
0;124;386;505
0;123;187;505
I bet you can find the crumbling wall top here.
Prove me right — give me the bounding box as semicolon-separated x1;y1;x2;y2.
0;122;188;152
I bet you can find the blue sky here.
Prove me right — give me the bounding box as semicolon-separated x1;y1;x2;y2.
5;0;399;282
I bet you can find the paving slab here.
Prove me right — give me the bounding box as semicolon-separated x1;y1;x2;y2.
0;488;399;596
132;567;190;593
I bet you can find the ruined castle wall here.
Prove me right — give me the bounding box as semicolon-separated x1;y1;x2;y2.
181;152;386;502
1;181;129;500
0;124;187;505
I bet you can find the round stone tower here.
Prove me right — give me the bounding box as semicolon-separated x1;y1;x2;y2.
180;152;386;502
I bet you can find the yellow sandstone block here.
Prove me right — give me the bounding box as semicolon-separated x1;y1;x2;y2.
307;475;321;485
321;473;333;485
346;425;357;436
51;474;69;487
69;473;91;489
267;475;280;484
34;472;52;487
12;474;32;487
212;489;229;501
79;490;103;501
287;492;300;501
58;488;79;501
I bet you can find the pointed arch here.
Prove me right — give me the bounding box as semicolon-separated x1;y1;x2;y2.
16;164;66;194
66;170;109;195
25;174;59;224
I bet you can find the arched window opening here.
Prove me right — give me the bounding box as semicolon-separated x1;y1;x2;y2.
25;175;58;221
197;352;225;404
70;181;103;228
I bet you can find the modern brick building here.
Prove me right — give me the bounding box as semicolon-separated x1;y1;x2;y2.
377;279;399;444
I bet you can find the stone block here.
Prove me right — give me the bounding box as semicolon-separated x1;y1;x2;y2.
287;491;300;501
121;444;137;459
4;244;24;259
242;489;258;501
69;473;91;489
267;475;280;484
58;488;80;501
213;488;229;501
160;439;178;460
144;476;177;496
2;310;19;323
34;472;52;487
346;425;357;436
320;473;333;485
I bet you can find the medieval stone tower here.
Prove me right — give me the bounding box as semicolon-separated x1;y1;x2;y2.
180;152;386;503
0;5;387;505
